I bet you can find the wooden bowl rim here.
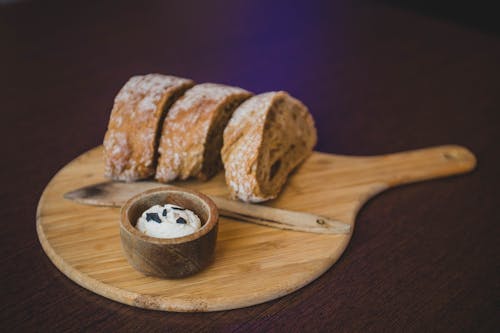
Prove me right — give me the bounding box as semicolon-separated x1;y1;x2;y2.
120;186;219;245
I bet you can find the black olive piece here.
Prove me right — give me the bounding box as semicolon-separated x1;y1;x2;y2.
171;206;185;211
146;212;162;224
162;209;167;217
176;217;187;224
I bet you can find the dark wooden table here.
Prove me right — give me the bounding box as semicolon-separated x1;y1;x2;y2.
2;0;499;331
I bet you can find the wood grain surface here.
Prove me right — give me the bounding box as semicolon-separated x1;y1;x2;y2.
37;145;474;312
2;0;499;331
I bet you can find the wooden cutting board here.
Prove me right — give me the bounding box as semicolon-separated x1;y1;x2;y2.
36;145;476;312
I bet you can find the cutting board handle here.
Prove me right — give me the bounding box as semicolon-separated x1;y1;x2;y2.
359;145;477;187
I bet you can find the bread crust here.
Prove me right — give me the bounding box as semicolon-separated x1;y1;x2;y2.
103;74;194;181
221;91;317;202
155;83;252;183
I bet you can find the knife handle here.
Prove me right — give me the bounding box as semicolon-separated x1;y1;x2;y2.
209;196;351;234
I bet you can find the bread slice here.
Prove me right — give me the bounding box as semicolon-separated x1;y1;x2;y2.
155;83;252;182
103;74;194;181
221;91;317;202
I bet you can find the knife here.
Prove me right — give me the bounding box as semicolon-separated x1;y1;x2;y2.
64;181;351;235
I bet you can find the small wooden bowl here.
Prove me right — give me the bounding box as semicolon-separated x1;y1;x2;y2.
120;187;219;278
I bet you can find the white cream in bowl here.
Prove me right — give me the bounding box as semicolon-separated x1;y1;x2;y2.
136;204;201;239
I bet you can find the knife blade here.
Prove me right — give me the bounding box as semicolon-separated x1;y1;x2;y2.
64;181;351;235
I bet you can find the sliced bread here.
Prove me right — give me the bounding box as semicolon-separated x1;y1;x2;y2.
221;91;317;202
103;74;194;181
155;83;252;182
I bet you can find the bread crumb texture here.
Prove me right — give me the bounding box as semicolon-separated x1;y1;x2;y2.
222;91;317;202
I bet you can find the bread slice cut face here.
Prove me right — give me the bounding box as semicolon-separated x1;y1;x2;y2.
222;91;317;202
155;83;252;182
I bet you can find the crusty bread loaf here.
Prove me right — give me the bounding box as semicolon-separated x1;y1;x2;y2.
103;74;194;181
155;83;252;182
221;91;317;202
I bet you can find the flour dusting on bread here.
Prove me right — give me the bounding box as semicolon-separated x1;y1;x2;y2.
155;83;252;182
222;91;317;202
103;75;317;203
103;74;194;181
